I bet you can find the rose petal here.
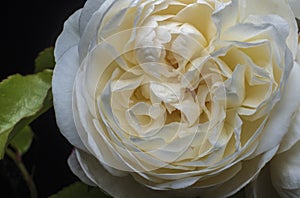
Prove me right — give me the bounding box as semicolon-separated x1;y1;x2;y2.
224;64;246;108
54;10;81;62
271;141;300;197
173;2;216;41
212;0;238;36
53;10;87;151
240;0;298;58
288;0;300;19
252;63;300;156
78;0;120;60
278;105;300;153
297;43;300;64
200;145;278;197
73;76;130;172
74;149;171;198
79;0;105;35
68;150;96;186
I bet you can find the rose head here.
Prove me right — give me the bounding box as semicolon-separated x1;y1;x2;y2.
53;0;300;197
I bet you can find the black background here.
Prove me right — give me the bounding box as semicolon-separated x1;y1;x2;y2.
1;0;87;197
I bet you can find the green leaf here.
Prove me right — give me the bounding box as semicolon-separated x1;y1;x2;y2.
34;47;55;72
0;70;53;159
10;126;34;155
0;131;10;157
49;182;111;198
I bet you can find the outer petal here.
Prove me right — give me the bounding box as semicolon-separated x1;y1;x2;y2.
252;63;300;156
79;0;106;35
54;10;81;62
78;0;126;60
74;149;170;198
199;146;278;198
278;105;300;153
68;150;96;186
72;147;278;198
270;140;300;197
53;11;87;151
288;0;300;19
73;149;208;198
297;42;300;63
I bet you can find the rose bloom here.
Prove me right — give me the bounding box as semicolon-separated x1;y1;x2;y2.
53;0;300;197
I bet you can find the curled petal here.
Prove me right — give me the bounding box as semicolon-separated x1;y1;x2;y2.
240;0;298;57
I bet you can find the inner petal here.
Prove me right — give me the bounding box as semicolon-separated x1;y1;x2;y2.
172;2;216;41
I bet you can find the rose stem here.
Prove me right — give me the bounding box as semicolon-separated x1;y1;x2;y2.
5;148;38;198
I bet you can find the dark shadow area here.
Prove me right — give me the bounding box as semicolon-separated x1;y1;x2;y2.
1;0;86;197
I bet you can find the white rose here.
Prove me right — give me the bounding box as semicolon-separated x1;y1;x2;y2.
53;0;300;197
